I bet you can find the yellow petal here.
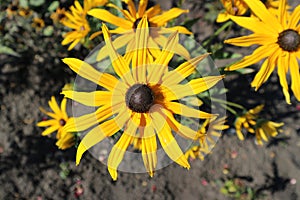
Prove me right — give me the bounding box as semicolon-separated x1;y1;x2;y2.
63;104;117;132
62;58;121;91
277;53;291;104
88;8;133;29
37;119;58;127
243;0;282;32
102;24;135;85
224;33;277;47
151;107;190;169
76;107;130;165
229;16;276;34
137;0;147;18
106;3;135;22
225;44;274;71
132;16;149;83
216;12;230;23
158;26;192;35
288;5;300;29
251;48;281;90
258;127;268;142
61;91;112;106
162;53;209;86
39;107;58;119
164;102;214;119
48;96;61;115
141;127;157;177
152;34;190;60
148;31;178;83
150;8;188;26
145;4;161;18
151;106;199;140
41;125;60;136
60;98;68;120
108;133;133;181
124;0;136;18
96;33;134;61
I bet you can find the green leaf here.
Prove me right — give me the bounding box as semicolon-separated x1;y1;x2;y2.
48;1;59;12
0;46;21;57
29;0;45;7
43;26;54;36
19;0;29;8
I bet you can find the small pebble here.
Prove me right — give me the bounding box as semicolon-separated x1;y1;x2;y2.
290;178;297;185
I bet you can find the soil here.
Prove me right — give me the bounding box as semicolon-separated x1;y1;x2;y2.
1;0;300;200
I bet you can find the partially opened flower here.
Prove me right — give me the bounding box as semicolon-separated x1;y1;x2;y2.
255;120;284;145
37;96;75;150
216;0;248;23
88;0;191;61
234;105;264;140
61;1;91;50
51;7;67;24
62;19;224;180
225;0;300;104
185;117;229;160
32;17;45;31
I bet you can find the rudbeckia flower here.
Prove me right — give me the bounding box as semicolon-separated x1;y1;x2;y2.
88;0;192;61
216;0;248;23
225;0;300;104
255;120;284;145
62;18;224;180
234;105;264;140
61;1;91;50
37;97;75;150
31;17;45;31
185;117;229;160
51;7;67;24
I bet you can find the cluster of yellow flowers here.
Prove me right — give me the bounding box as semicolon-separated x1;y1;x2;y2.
36;0;299;180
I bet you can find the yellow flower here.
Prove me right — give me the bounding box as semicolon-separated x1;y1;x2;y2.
6;2;19;18
18;7;33;17
234;105;264;140
32;17;45;31
255;120;284;145
88;0;192;61
51;7;67;23
61;1;91;50
225;0;300;104
37;97;75;150
185;117;229;161
62;19;224;180
216;0;248;23
86;0;108;9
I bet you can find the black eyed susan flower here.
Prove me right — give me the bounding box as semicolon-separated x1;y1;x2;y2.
255;120;284;145
62;18;224;180
6;2;19;18
234;105;264;141
51;7;67;24
88;0;192;61
32;17;45;31
37;97;75;150
225;0;300;104
217;0;248;23
61;1;91;50
185;117;229;160
18;7;33;18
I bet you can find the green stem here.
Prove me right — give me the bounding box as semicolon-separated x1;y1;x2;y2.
211;97;245;110
203;21;233;47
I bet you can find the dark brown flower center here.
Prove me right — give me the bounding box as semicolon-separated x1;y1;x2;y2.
277;29;300;52
59;119;66;126
133;17;143;29
125;84;154;113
